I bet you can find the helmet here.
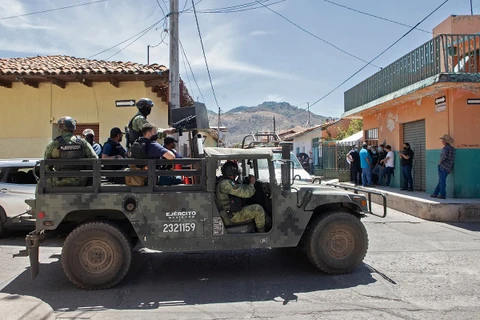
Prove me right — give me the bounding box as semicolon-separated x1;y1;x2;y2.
221;161;240;176
57;116;76;133
136;98;154;109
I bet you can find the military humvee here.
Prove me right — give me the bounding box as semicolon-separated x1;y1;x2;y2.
16;141;382;290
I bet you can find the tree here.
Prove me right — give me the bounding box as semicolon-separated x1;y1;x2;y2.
335;119;363;140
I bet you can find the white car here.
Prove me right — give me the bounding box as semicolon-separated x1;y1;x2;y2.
0;159;40;236
258;150;313;183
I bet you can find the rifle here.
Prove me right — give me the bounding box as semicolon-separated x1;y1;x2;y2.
172;115;196;136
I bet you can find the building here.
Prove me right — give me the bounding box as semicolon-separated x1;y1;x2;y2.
343;15;480;198
283;119;352;166
0;55;193;158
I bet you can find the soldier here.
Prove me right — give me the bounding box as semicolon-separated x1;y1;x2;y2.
127;98;176;147
216;161;267;233
44;116;97;187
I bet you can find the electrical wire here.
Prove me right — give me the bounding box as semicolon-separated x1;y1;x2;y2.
255;1;381;69
309;0;450;108
180;46;196;101
322;0;431;34
88;17;166;59
191;0;286;13
179;38;206;103
191;0;220;109
0;0;108;20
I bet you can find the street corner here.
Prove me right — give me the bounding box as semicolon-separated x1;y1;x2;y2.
0;293;55;320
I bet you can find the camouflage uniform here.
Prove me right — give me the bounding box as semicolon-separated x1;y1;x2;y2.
44;132;98;187
131;114;167;139
216;179;266;230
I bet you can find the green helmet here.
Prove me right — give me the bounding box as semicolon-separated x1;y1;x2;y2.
57;116;77;133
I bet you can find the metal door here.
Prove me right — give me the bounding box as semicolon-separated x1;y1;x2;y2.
403;120;426;191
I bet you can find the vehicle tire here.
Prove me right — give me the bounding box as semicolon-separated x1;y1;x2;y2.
304;211;368;275
0;207;6;238
61;221;132;290
312;178;321;184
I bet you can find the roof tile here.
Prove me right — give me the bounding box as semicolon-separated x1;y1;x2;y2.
0;55;168;76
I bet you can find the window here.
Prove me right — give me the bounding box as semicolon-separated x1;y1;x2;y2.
365;128;379;146
2;167;37;184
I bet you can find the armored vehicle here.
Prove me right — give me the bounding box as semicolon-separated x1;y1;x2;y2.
16;141;384;290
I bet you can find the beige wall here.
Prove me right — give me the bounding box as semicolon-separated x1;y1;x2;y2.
0;81;168;158
433;15;480;35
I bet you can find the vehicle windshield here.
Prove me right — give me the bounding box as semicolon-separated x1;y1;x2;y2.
272;152;303;169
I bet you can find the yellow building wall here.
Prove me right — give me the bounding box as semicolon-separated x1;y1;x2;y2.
0;81;168;158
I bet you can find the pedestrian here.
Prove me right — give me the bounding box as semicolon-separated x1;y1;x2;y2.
82;128;102;156
347;144;362;186
431;134;455;199
359;143;373;187
399;142;414;191
371;146;379;184
308;151;314;174
376;144;387;185
380;145;395;186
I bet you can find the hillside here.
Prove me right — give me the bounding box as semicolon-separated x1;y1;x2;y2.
207;101;327;146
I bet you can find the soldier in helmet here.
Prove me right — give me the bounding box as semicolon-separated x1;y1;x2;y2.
44;116;98;187
127;98;176;147
215;161;268;233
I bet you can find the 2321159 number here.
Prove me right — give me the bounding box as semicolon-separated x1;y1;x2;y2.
162;223;196;233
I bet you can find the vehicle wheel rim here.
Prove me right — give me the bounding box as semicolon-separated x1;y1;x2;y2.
325;228;354;259
79;240;114;274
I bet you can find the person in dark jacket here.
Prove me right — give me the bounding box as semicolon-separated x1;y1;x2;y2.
399;142;414;191
347;144;362;186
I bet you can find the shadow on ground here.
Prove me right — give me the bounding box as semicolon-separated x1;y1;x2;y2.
445;222;480;232
1;247;377;312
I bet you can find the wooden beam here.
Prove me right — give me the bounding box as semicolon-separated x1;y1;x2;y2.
49;78;66;89
0;79;12;88
79;78;92;87
144;78;168;88
109;78;119;88
20;78;39;88
151;85;167;93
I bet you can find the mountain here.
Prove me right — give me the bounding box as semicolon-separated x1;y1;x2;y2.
207;101;328;146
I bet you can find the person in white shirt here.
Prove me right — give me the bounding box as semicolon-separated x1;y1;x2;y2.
380;145;395;186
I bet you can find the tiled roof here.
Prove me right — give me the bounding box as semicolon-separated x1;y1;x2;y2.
283;120;341;140
0;55;167;76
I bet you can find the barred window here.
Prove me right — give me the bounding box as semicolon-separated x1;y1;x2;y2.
365;128;379;146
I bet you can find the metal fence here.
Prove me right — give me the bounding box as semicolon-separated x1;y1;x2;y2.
345;34;480;112
318;142;352;181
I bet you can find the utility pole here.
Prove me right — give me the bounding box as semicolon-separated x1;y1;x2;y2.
470;0;474;15
307;102;311;127
169;0;180;112
217;108;220;147
147;45;150;65
273;116;276;134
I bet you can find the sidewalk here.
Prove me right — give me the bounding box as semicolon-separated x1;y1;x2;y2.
322;179;480;222
0;293;54;320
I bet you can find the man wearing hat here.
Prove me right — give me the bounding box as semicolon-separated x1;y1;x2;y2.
163;135;182;159
431;134;455;199
102;127;127;184
82;128;102;156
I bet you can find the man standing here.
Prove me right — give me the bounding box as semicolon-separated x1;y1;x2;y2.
216;161;267;233
347;144;361;186
380;145;395;187
431;134;455;199
359;143;373;187
308;151;314;174
45;117;97;187
82;128;102;156
370;146;380;185
376;144;387;185
399;142;414;191
127;98;176;147
102;127;127;184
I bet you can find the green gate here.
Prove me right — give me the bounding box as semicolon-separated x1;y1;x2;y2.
316;142;351;181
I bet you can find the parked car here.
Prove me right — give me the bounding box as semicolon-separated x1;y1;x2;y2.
0;159;40;236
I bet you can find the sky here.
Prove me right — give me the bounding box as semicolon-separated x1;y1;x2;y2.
0;0;477;117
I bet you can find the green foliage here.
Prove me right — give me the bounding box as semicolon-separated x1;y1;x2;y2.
335;119;363;140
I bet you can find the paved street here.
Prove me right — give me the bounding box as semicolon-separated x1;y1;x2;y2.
1;204;480;320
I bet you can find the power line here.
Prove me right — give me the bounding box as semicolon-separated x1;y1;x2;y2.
191;0;221;109
88;18;165;59
309;0;450;108
322;0;431;34
191;0;286;13
0;0;108;21
255;1;381;69
179;38;206;103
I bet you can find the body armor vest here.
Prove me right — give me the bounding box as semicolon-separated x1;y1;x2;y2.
55;136;84;171
218;178;245;215
127;112;145;145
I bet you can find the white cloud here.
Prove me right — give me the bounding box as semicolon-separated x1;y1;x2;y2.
265;94;285;102
249;30;274;36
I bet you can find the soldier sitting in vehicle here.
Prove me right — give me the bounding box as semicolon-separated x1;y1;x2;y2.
215;161;268;233
130;123;182;186
44;116;98;187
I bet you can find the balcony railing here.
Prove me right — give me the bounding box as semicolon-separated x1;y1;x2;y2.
344;34;480;112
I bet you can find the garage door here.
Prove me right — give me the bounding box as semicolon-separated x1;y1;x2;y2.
403;120;426;191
